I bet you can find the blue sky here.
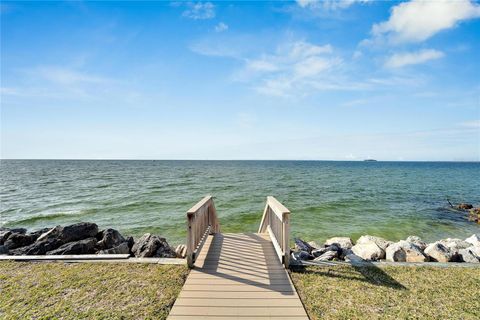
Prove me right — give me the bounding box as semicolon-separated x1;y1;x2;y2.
1;0;479;160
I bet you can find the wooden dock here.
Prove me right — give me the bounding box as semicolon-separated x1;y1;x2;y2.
167;196;309;320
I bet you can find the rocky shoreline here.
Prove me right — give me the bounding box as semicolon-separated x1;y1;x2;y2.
292;234;480;264
0;222;186;258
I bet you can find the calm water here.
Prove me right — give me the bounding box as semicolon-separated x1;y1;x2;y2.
1;160;479;245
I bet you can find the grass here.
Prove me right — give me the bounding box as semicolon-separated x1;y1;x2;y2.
290;264;480;320
0;262;189;320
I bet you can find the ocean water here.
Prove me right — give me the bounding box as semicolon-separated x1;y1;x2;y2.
1;160;479;246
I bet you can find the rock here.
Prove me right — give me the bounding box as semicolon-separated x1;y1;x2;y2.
457;203;473;210
386;240;427;262
3;233;37;250
345;253;364;263
96;229;125;250
307;241;321;250
0;245;8;255
294;238;315;253
0;228;27;245
37;223;98;244
465;234;480;247
132;233;176;258
125;236;134;250
313;250;338;261
351;242;384;261
10;238;63;255
424;242;453;262
325;237;353;249
405;236;427;251
438;238;470;257
356;235;392;252
291;251;312;261
28;228;51;241
47;238;97;255
458;247;480;263
98;242;130;255
312;244;341;258
175;244;187;258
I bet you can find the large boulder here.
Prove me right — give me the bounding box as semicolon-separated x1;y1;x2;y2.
96;229;125;250
438;238;470;259
465;234;480;247
294;238;315;253
47;238;97;255
356;235;392;252
386;240;427;262
313;250;338;261
405;236;427;251
9;238;63;255
3;233;37;250
291;251;312;261
98;242;130;255
312;244;341;258
458;247;480;263
0;228;27;245
37;223;98;244
324;237;353;250
351;242;384;261
132;233;176;258
424;242;454;262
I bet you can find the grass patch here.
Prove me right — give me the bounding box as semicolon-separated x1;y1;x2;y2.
0;262;189;320
290;265;480;320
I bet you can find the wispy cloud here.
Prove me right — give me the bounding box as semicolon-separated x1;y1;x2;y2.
27;66;111;85
296;0;371;10
215;22;228;32
182;2;215;20
385;49;444;68
371;0;480;44
460;120;480;128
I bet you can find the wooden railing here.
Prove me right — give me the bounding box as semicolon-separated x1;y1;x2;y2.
186;195;220;268
258;196;291;268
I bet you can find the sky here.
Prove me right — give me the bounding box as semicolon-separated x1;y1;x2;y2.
1;0;479;161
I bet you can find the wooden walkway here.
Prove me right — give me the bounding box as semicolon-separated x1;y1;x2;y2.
168;232;309;319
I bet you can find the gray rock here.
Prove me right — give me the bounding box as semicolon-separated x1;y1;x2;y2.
175;244;187;258
96;229;125;250
312;244;341;258
291;251;312;261
345;253;364;263
4;233;37;250
0;245;8;255
356;235;392;252
10;238;63;255
0;228;27;245
47;238;97;255
28;228;51;240
37;223;98;244
294;238;315;253
386;240;427;262
98;242;130;255
424;242;453;262
351;242;384;261
458;247;480;263
307;241;321;250
465;234;480;247
324;237;353;249
132;233;176;258
405;236;427;251
313;250;338;261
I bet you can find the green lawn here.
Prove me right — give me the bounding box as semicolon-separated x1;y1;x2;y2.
0;262;189;320
290;265;480;320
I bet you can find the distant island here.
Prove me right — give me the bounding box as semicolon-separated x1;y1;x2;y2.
364;159;378;162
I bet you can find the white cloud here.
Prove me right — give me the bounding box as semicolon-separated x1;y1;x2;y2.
214;22;228;32
182;2;215;20
385;49;444;68
460;120;480;128
372;0;480;44
296;0;371;10
30;66;110;85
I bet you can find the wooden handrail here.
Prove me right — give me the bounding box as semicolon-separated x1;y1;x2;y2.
186;195;220;268
258;196;291;268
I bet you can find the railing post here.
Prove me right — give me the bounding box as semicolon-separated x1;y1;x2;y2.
186;213;194;268
283;212;290;268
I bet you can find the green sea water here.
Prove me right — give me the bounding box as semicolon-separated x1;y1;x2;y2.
1;160;479;245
